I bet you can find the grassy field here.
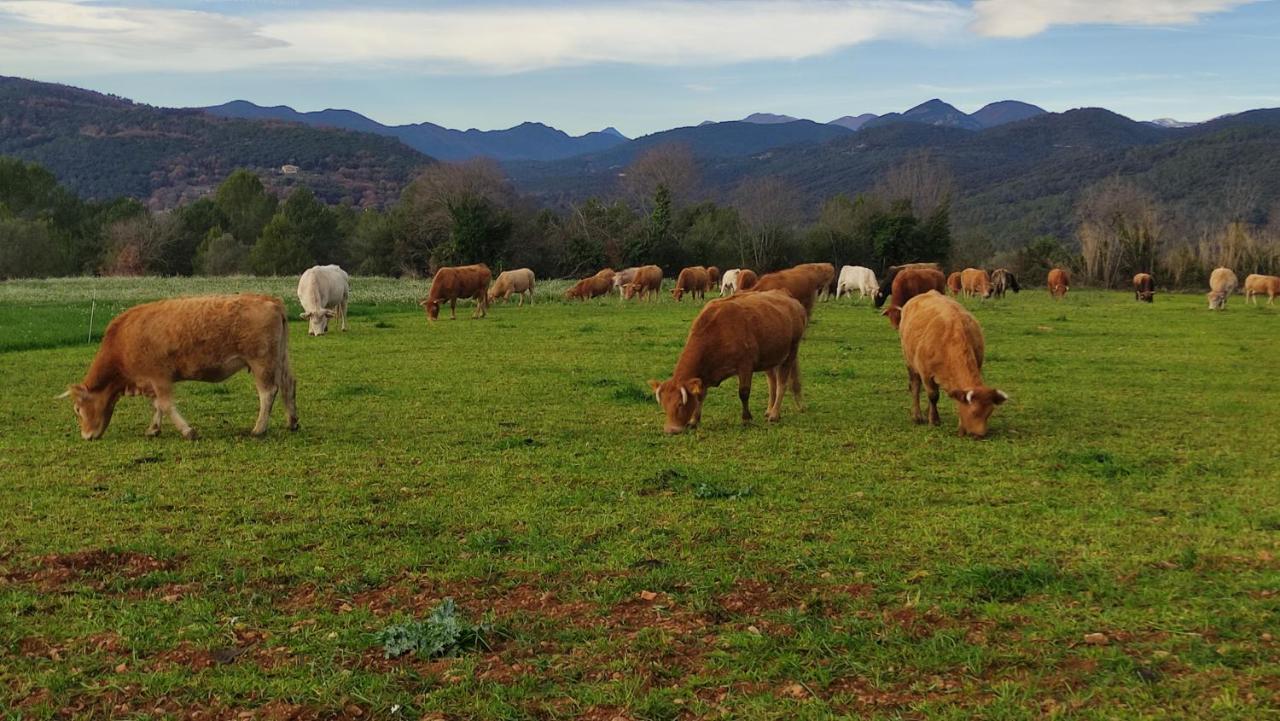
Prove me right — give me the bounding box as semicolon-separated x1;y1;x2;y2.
1;278;1277;720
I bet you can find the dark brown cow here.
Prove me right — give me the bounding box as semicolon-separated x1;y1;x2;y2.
647;290;807;434
899;291;1007;438
990;269;1020;298
736;269;759;291
1133;273;1155;303
60;294;298;440
946;271;962;296
623;265;663;300
881;268;947;329
672;266;712;301
422;264;491;320
565;268;616;300
754;265;830;315
1048;268;1070;299
706;266;721;284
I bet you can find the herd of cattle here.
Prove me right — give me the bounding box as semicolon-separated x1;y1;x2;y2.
59;261;1276;441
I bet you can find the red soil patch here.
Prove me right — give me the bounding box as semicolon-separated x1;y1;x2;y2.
2;550;176;591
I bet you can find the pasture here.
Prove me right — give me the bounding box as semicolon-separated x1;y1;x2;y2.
1;278;1278;720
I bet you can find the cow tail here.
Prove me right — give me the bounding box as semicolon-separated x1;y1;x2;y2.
277;303;295;393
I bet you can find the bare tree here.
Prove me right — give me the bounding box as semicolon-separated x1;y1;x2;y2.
393;159;514;273
102;213;179;276
1076;177;1163;287
733;176;802;269
621;143;700;210
873;151;954;218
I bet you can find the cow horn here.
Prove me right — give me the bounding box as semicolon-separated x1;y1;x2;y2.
997;390;1010;402
55;389;71;399
965;390;975;404
679;387;688;406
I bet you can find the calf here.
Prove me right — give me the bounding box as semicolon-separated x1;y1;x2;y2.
720;268;742;296
881;268;947;329
946;271;962;296
990;269;1020;298
297;264;350;336
566;268;616;300
960;268;993;299
624;265;663;300
898;290;1007;438
1047;268;1071;299
672;266;712;301
60;294;298;440
1208;267;1238;310
836;265;878;300
1133;272;1155;303
489;268;536;306
422;264;491;320
648;290;807;434
754;265;830;315
1244;273;1280;305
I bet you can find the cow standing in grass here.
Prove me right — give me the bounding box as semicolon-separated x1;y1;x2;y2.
880;267;948;329
614;267;640;297
648;290;807;434
946;271;962;296
672;266;712;301
1133;273;1155;303
1244;274;1279;305
898;290;1007;438
60;295;298;440
836;265;878;300
489;268;536;306
736;269;759;291
991;269;1020;299
623;265;663;301
1208;267;1238;310
754;265;831;315
422;264;491;320
1048;268;1071;300
961;268;993;299
297;264;350;336
566;269;615;300
719;269;741;296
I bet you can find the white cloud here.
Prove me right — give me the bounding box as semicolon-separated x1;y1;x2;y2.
971;0;1259;38
0;0;967;75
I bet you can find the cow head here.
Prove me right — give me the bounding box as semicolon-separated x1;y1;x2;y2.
881;305;903;329
1138;290;1155;303
671;286;685;301
948;387;1008;438
301;308;336;335
58;384;117;440
420;298;440;320
622;283;638;300
1207;291;1227;310
647;378;704;434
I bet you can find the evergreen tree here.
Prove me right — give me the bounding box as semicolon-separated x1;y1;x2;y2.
215;170;277;246
249;213;312;275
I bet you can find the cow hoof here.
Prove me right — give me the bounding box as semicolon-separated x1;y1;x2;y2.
145;427;161;438
182;429;199;441
766;413;780;423
912;416;925;425
288;421;300;432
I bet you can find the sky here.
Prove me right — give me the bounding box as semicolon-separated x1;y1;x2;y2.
1;0;1278;137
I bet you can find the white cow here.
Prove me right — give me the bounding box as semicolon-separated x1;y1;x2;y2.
614;267;640;297
720;268;742;296
836;265;879;300
297;264;350;335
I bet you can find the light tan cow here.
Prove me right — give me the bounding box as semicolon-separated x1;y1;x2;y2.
488;268;536;306
60;295;298;440
1208;267;1239;310
1244;274;1280;305
960;268;992;298
623;265;663;300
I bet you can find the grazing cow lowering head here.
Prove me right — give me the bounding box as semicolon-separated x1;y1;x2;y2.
948;387;1009;438
59;384;118;441
301;308;337;335
647;378;705;435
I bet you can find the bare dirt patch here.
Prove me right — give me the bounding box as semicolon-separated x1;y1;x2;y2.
2;549;176;591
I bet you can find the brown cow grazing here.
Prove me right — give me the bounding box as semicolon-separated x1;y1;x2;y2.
899;291;1008;438
706;266;721;285
648;290;807;434
946;271;962;296
792;262;837;300
881;268;947;329
488;268;536;306
422;264;491;320
1133;273;1155;303
1244;273;1280;305
736;268;759;291
1208;267;1239;310
960;268;993;299
672;266;712;301
1048;268;1070;299
990;269;1020;298
566;268;616;301
875;262;945;306
623;265;664;300
60;295;298;440
754;265;831;315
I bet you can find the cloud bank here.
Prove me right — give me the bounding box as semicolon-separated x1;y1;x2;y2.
0;0;1260;76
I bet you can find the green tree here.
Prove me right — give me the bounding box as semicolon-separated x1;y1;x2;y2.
347;210;397;276
195;231;250;276
215;170;277;246
169;199;227;275
280;187;342;264
446;194;512;268
249;214;312;275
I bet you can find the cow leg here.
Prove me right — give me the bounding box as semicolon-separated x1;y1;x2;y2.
924;377;941;426
155;389;196;440
908;369;924;424
280;364;299;431
765;368;781;422
340;299;349;332
146;400;164;437
738;368;754;423
787;354;804;411
450;299;457;320
249;366;278;437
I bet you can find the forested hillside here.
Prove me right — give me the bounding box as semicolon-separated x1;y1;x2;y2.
0;77;429;209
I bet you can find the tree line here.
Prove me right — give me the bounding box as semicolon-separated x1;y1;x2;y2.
2;149;1276;285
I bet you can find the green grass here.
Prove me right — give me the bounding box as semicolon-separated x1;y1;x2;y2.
1;280;1278;720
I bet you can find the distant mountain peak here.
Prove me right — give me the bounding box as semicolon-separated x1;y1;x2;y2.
1148;117;1198;129
742;112;801;124
971;100;1047;129
828;113;878;131
600;126;628;139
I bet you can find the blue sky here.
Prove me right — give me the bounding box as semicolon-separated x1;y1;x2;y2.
1;0;1277;136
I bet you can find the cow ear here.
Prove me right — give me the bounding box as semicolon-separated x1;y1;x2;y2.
686;378;703;397
299;311;309;318
949;388;971;404
647;379;661;403
994;390;1010;405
